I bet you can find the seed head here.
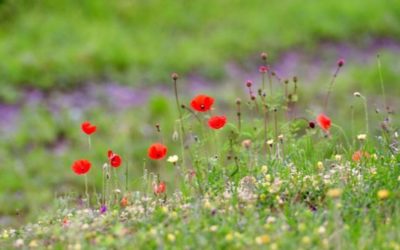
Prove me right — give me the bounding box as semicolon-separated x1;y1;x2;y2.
242;139;252;149
260;52;268;60
259;66;268;73
246;80;253;88
171;72;179;80
309;121;316;129
236;98;241;105
357;134;367;141
337;58;345;67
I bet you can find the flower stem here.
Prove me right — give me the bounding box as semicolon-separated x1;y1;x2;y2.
84;174;89;207
323;66;341;112
361;95;369;134
377;54;388;113
88;136;91;150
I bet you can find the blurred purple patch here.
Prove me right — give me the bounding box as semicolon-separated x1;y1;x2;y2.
100;204;107;214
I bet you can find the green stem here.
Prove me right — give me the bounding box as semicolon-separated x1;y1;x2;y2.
85;174;89;207
323;66;341;112
377;54;388;113
361;96;369;134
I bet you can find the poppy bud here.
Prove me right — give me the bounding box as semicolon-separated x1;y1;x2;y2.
251;95;256;100
337;59;345;67
171;72;179;80
260;52;268;60
284;79;289;84
271;71;276;76
242;139;252;149
293;76;298;83
246;80;252;88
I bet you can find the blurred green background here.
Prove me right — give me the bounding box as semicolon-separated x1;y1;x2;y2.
0;0;400;226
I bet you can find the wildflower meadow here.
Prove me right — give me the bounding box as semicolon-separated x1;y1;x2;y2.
1;51;399;249
1;1;400;250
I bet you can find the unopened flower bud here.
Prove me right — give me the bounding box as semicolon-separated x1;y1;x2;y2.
246;80;253;88
260;52;268;60
171;72;179;80
242;139;252;149
337;59;345;67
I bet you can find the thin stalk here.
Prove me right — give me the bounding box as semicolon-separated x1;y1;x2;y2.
377;54;388;113
274;108;278;142
84;174;89;207
236;99;241;132
268;71;273;96
323;66;341;112
264;109;268;159
88;136;91;150
332;123;351;149
262;72;266;91
102;165;106;205
361;95;369;134
173;77;186;167
125;158;129;192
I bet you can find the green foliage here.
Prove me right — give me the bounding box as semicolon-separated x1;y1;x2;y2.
0;0;399;90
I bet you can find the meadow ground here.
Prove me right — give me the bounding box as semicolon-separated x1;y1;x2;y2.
1;53;400;249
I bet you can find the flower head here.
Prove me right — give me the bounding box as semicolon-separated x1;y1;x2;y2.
167;155;179;164
259;66;268;73
352;150;370;162
246;80;253;88
153;181;166;195
377;189;389;200
71;159;91;175
148;143;168;160
357;134;367;141
317;113;331;131
81;121;97;135
190;95;214;112
337;58;345;67
120;197;128;207
100;204;107;214
108;150;122;168
208;115;227;130
327;188;342;198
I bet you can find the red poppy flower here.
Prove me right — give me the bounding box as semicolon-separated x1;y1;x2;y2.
120;197;128;207
190;95;214;112
153;181;166;195
108;150;122;168
72;159;91;175
208;115;227;129
148;143;168;160
352;150;370;162
81;121;97;135
317;113;331;131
